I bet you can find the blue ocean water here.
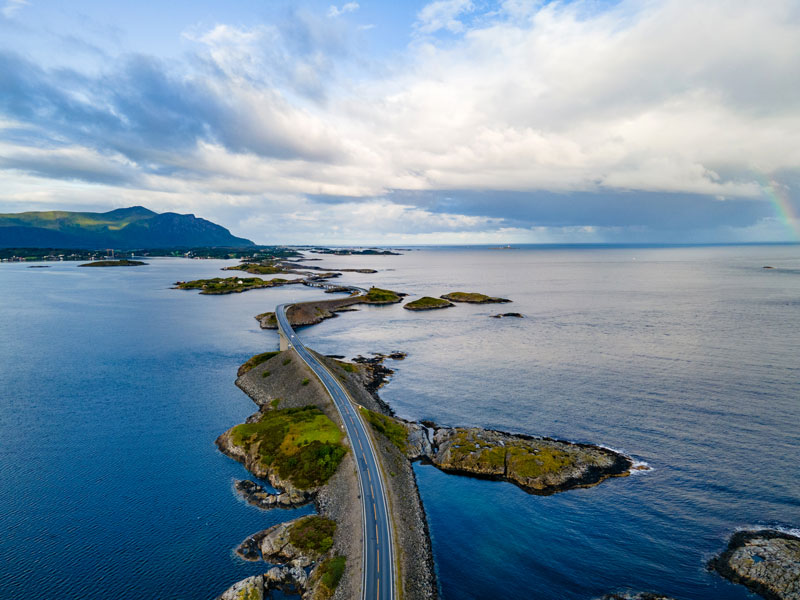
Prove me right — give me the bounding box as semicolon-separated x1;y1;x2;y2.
2;246;799;599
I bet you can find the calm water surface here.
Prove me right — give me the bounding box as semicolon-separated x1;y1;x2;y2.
2;246;799;599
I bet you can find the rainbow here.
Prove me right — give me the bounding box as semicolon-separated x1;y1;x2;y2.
759;177;800;240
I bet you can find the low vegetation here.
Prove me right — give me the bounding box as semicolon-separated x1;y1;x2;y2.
441;291;511;303
230;406;346;489
312;555;346;599
256;312;278;327
238;351;281;376
360;407;408;452
403;296;454;311
302;378;310;386
174;276;294;294
363;286;403;304
224;262;288;275
444;429;591;478
336;361;357;373
288;516;337;555
79;259;146;267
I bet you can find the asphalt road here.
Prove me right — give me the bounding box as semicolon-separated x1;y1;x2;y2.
275;302;395;600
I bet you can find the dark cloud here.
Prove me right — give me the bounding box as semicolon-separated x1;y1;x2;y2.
384;189;772;232
0;46;337;184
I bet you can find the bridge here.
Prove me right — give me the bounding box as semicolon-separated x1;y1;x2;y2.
275;298;395;600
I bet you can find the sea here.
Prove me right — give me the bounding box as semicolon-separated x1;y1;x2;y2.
1;245;799;600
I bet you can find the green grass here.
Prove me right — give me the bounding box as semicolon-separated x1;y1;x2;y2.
288;516;336;554
236;584;261;600
404;296;452;310
360;407;408;452
339;362;356;373
446;429;581;479
230;406;346;489
270;398;280;408
238;351;280;375
302;378;310;386
314;555;346;599
364;287;402;303
282;357;292;366
262;370;271;378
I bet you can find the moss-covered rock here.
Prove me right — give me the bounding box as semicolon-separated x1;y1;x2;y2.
431;427;632;494
403;297;454;311
441;291;511;303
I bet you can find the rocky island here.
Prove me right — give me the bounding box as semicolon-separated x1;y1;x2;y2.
79;259;146;267
441;291;511;303
709;529;800;600
425;427;632;494
403;297;454;311
173;276;303;294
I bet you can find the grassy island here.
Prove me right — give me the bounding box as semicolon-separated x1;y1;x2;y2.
441;291;511;303
224;262;288;275
79;259;146;267
174;276;297;294
229;406;346;489
362;286;403;304
432;427;630;493
403;296;454;311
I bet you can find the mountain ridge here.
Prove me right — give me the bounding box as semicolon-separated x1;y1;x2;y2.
0;206;254;248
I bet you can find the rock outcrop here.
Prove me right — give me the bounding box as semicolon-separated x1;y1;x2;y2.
709;529;800;600
424;427;632;495
235;479;310;510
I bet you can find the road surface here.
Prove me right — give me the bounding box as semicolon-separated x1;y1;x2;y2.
275;302;395;600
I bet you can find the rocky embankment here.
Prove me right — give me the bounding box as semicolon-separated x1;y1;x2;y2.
216;349;362;600
255;289;406;330
709;529;800;600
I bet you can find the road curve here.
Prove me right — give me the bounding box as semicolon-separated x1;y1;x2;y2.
275;302;395;600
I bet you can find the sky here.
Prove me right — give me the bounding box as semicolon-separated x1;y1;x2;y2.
1;0;799;245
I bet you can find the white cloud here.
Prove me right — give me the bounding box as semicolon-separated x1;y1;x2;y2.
2;0;28;19
415;0;474;34
3;0;800;242
327;2;359;18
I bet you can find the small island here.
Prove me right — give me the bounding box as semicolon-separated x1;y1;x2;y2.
79;259;146;267
403;297;454;311
362;286;404;304
423;426;632;495
174;276;301;294
441;291;511;303
492;312;524;318
224;262;290;275
709;529;800;600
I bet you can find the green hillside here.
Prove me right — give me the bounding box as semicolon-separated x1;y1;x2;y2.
0;206;254;248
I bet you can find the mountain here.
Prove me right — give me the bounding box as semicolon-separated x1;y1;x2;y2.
0;206;254;248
